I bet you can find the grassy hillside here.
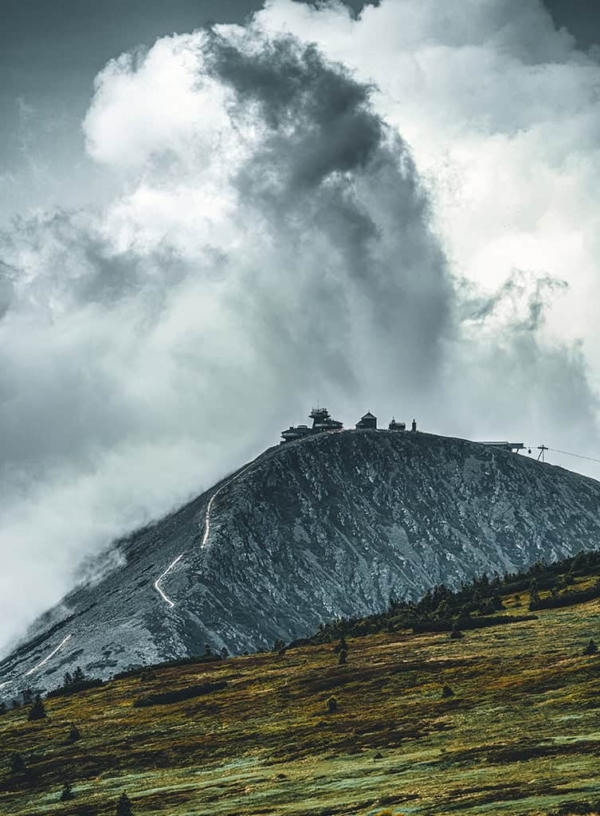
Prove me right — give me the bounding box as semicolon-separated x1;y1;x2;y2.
1;579;600;816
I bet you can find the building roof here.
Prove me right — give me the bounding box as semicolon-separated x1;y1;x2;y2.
361;411;377;420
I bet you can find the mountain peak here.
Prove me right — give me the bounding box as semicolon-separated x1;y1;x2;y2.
3;430;600;695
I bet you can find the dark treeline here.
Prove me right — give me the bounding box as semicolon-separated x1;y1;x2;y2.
289;549;600;647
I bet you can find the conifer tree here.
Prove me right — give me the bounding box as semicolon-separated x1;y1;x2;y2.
28;695;46;721
116;792;134;816
60;780;74;801
67;723;81;743
10;753;26;774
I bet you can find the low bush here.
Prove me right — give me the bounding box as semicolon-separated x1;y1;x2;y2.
413;614;537;634
529;581;600;611
27;696;46;721
133;680;227;708
47;678;103;699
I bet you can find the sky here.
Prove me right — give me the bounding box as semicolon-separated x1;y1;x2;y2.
2;0;600;653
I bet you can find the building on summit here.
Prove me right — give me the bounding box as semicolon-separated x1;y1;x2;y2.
356;412;377;430
280;424;312;443
309;407;343;432
281;406;415;444
281;407;343;443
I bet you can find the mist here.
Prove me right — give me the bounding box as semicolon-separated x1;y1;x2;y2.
1;0;599;654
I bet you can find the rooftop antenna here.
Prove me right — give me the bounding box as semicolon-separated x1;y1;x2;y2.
537;444;548;463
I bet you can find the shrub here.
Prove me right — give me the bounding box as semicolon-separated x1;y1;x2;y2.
10;753;26;774
327;696;338;713
67;723;81;743
133;680;227;708
450;626;464;640
139;669;155;683
47;678;103;699
583;638;598;656
28;695;46;721
116;792;134;816
338;648;348;665
412;614;536;634
60;781;74;801
442;684;455;698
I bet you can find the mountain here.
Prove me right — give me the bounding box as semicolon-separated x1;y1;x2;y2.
2;429;600;696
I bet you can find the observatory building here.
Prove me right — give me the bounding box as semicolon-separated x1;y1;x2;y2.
281;407;343;443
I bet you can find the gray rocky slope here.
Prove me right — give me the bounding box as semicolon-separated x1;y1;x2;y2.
3;429;600;695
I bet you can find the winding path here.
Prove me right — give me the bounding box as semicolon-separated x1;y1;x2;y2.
153;460;258;608
153;554;185;608
25;634;72;677
0;633;73;693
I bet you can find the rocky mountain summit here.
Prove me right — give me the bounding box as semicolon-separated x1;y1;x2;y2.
3;430;600;695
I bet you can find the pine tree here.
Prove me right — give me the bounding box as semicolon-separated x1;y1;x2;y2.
67;723;81;743
338;648;348;665
10;753;26;774
60;781;74;801
116;792;134;816
583;638;598;656
327;696;338;713
28;695;46;721
72;666;86;684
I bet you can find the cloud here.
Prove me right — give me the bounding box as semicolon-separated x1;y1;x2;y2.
0;17;453;652
256;0;600;435
0;1;599;653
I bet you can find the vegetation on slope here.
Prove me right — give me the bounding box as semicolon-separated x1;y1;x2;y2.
0;553;599;816
293;549;600;645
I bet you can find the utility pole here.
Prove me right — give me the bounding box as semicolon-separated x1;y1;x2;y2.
537;445;548;463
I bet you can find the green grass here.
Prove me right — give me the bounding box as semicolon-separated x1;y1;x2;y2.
1;585;600;816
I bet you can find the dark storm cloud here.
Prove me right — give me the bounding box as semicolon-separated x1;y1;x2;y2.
202;30;452;388
206;34;383;185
